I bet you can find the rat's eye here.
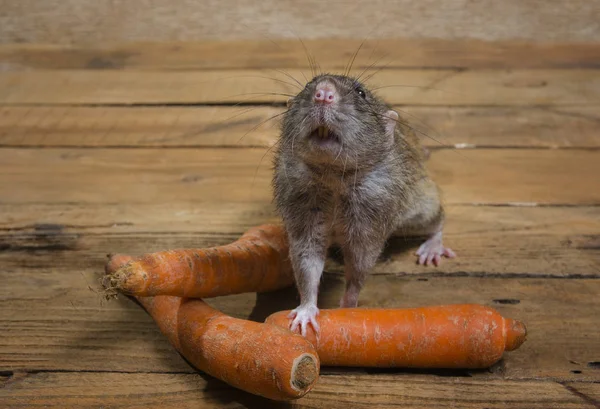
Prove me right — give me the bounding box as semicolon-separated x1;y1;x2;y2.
356;87;366;99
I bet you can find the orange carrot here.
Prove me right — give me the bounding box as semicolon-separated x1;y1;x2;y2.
266;304;527;368
137;295;319;400
104;254;319;400
103;224;293;298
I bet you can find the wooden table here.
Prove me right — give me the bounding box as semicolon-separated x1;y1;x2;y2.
1;39;599;408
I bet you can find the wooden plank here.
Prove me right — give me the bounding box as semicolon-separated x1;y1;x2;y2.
565;383;600;406
2;39;600;70
2;0;600;44
1;69;599;106
1;205;598;277
1;274;599;381
0;148;598;205
1;105;599;148
0;202;277;235
0;372;595;409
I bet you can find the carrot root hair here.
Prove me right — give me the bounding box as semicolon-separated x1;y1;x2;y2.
102;253;136;299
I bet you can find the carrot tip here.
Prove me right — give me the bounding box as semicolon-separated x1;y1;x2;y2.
102;254;136;300
104;254;135;275
290;353;319;395
504;319;527;351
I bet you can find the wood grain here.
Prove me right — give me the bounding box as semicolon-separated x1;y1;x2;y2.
1;205;598;277
1;69;599;106
2;39;600;70
0;148;598;205
1;273;599;381
565;383;600;406
0;372;596;408
1;105;599;148
2;0;600;44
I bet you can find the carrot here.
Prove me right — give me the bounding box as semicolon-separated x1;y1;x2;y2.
102;224;293;298
104;254;319;401
137;295;319;400
265;304;527;368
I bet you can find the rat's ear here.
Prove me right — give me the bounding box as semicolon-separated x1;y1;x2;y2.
384;110;399;137
286;97;294;108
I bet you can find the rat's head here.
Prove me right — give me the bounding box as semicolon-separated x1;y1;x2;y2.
281;74;399;167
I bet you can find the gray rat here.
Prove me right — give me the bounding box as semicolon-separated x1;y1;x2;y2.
272;73;455;335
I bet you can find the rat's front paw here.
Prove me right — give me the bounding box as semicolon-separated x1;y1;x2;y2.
416;234;456;266
288;304;320;337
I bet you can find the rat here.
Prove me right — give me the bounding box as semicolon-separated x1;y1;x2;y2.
272;73;456;336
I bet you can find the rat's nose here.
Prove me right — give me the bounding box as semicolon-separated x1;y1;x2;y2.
314;81;337;104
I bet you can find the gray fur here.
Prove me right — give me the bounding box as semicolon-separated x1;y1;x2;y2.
272;74;448;324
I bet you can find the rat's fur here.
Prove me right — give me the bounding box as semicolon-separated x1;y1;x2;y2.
272;74;453;335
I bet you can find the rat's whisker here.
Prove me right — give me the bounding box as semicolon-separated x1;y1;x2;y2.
355;53;389;83
332;137;345;164
346;18;389;78
289;115;310;157
287;28;315;80
237;75;302;90
270;69;306;89
237;110;289;145
341;152;349;181
175;106;263;140
221;95;286;111
224;106;262;121
353;150;359;191
225;92;296;100
250;139;285;198
344;40;365;77
370;84;462;95
360;58;398;83
297;36;317;78
298;70;309;83
355;36;384;81
392;107;448;145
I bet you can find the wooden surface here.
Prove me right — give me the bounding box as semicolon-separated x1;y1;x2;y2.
2;69;599;106
3;373;599;408
1;40;599;408
3;40;600;70
2;105;600;148
2;1;600;44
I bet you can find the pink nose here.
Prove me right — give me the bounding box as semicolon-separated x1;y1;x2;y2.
314;82;337;104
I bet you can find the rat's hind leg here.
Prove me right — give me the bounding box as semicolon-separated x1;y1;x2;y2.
415;227;456;266
340;235;387;308
396;181;456;266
